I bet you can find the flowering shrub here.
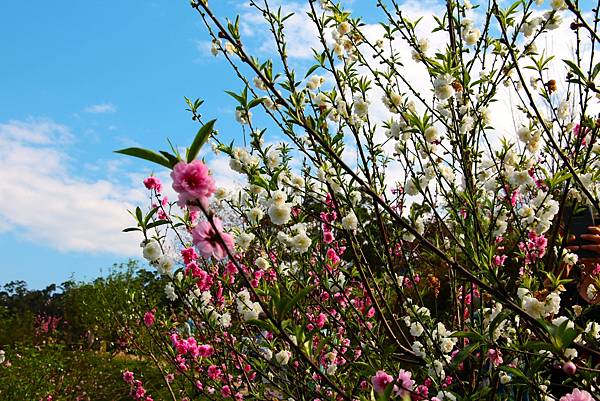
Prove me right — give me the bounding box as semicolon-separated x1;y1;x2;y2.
118;0;600;400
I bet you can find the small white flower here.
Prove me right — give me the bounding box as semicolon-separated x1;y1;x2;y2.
165;283;178;301
275;350;291;365
585;321;600;339
247;207;264;225
586;284;598;300
424;126;439;143
411;341;426;357
235;108;252;125
353;98;370;117
523;296;546;318
291;232;312;253
224;41;236;54
255;256;270;271
214;187;228;201
463;27;480;45
337;21;351;35
253;76;267;90
268;203;292;225
499;371;512;384
236;232;255;251
341;212;358;230
564;348;578;360
270;190;287;206
157;255;175;276
410;322;424;337
545;292;561;315
307;75;325;90
556;101;570;121
143;239;162;262
219;312;232;328
259;347;273;360
349;190;362;206
561;250;578;266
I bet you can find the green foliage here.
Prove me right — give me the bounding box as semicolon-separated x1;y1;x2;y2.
0;261;170;401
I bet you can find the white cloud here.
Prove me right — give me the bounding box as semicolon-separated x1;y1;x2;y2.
0;120;145;256
0;119;242;257
239;1;320;59
0;119;73;144
84;102;117;114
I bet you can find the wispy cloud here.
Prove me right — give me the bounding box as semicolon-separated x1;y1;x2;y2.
0;119;144;256
0;119;241;256
239;1;320;60
84;102;117;114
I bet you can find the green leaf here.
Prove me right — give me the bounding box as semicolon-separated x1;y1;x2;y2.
563;59;587;80
499;366;529;382
247;98;265;110
135;207;143;226
592;62;600;79
146;220;170;230
188;119;216;163
280;285;315;318
122;227;142;233
451;330;484;341
159;151;180;168
451;342;480;367
115;148;172;169
489;309;512;338
144;207;159;226
304;64;320;79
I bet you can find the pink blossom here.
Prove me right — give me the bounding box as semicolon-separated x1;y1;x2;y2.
221;385;232;398
191;218;234;260
181;247;198;264
493;255;507;267
487;349;503;367
394;369;415;398
143;176;162;193
323;230;335;244
123;370;134;383
135;385;146;399
171;160;216;210
143;311;155;327
560;389;593;401
563;361;577;375
371;370;394;394
198;344;214;357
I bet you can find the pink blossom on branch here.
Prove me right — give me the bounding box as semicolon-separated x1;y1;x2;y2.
143;311;155;327
371;370;394;395
394;369;415;398
191;218;234;260
143;176;162;193
560;389;593;401
171;160;216;210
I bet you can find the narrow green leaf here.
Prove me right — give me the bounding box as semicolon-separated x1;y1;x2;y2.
247;98;265;110
115;148;172;169
281;286;315;318
159;151;180;168
304;64;320;79
188;119;216;163
146;220;170;230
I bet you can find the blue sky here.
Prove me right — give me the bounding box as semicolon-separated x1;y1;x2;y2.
0;0;579;289
0;0;247;289
0;0;382;289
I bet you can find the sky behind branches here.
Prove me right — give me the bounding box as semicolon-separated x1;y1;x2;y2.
0;0;593;289
0;0;369;288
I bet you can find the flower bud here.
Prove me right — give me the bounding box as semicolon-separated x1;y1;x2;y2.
562;361;576;375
